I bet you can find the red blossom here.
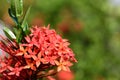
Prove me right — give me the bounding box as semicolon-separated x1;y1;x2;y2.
8;66;23;76
55;58;73;72
0;26;77;79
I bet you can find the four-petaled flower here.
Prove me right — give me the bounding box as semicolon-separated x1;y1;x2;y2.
55;58;73;72
8;66;23;76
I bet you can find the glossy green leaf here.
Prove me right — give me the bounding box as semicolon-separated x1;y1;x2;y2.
3;27;16;40
21;6;31;34
10;0;23;17
8;8;19;24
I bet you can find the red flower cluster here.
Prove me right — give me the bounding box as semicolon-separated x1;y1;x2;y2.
0;26;77;80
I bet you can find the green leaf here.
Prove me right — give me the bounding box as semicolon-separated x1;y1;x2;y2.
21;6;31;34
3;27;16;40
13;27;22;43
8;8;19;24
10;0;23;17
22;22;30;35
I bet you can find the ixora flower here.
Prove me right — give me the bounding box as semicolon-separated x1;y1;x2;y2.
0;25;77;80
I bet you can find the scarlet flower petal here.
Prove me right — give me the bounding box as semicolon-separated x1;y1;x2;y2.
36;61;41;67
8;72;15;75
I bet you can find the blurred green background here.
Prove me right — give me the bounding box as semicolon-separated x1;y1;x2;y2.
0;0;120;80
